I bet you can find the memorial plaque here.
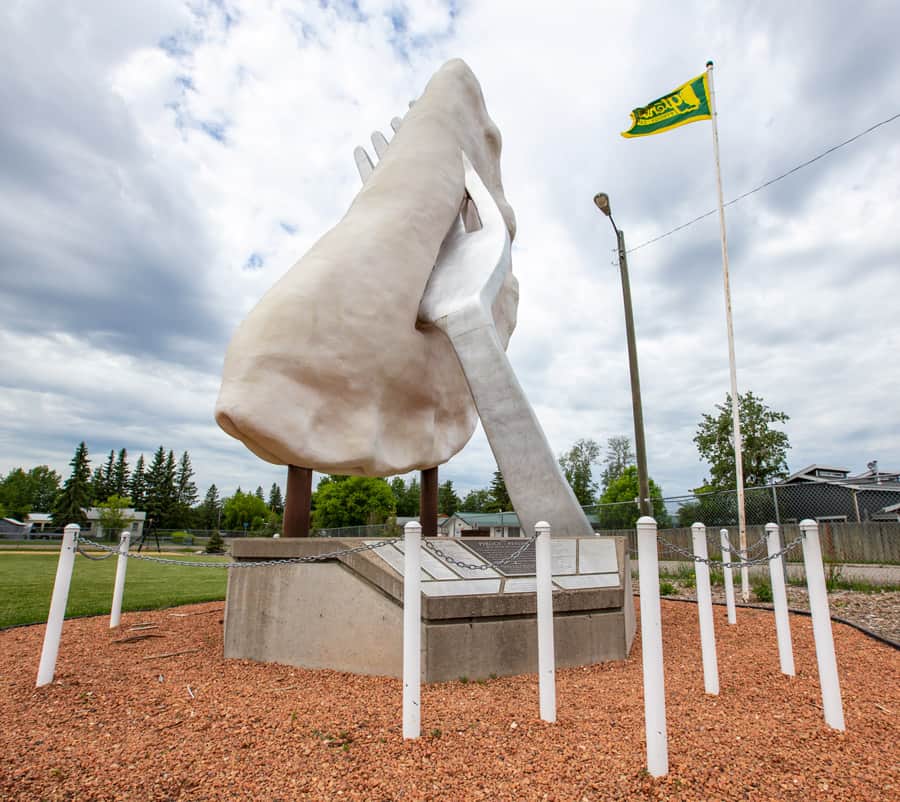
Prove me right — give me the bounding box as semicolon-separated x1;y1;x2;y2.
365;542;430;580
551;540;577;575
554;574;620;590
579;539;618;574
421;579;502;597
395;541;458;580
466;539;536;576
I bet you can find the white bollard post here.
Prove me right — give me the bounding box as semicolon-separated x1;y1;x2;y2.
691;523;719;695
402;521;422;739
800;519;845;730
720;529;736;625
109;530;131;628
534;520;556;723
37;524;79;687
636;516;668;777
765;523;794;676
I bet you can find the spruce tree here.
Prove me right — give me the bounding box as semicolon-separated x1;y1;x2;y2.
112;448;130;497
487;469;511;512
144;447;174;528
130;454;147;509
174;451;198;527
52;442;92;527
268;483;284;514
200;484;222;529
101;450;115;499
438;480;460;516
255;485;265;502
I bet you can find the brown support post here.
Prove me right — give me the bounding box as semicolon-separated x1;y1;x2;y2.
283;465;312;537
420;467;438;538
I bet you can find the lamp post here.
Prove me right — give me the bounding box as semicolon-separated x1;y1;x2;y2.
594;193;651;517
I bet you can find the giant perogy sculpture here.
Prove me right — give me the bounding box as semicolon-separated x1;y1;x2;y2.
216;58;592;537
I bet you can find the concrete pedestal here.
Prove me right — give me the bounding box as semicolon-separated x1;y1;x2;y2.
225;537;635;682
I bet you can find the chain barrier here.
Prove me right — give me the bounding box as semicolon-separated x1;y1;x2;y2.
655;531;806;570
717;531;769;558
74;533;395;569
423;532;538;571
76;542;117;561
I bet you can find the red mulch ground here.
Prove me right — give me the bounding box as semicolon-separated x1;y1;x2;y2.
1;600;898;801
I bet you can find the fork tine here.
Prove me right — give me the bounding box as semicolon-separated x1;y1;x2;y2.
460;151;505;235
390;117;402;133
353;146;374;184
371;130;389;159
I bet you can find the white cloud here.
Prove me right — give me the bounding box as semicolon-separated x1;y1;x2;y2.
2;0;899;507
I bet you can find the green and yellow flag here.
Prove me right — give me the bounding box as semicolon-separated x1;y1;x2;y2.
621;72;711;138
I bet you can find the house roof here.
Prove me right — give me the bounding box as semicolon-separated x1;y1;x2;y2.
783;464;850;483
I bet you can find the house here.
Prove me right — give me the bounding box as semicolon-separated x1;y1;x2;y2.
0;517;32;537
84;507;146;540
25;512;53;532
776;464;900;522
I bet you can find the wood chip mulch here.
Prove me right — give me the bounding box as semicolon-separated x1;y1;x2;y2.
1;600;898;801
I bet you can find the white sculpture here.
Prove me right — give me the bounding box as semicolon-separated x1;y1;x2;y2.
217;59;593;535
216;59;516;476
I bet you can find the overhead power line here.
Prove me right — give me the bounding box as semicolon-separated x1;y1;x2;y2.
626;111;900;254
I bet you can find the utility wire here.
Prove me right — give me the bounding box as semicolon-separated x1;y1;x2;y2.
626;111;900;254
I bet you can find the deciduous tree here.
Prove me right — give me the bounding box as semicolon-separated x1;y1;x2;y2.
596;466;670;530
693;391;790;490
558;438;601;506
311;476;395;530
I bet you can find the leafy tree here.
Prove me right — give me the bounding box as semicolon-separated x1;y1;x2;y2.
222;489;273;531
311;476;395;530
130;454;147;509
558;438;601;506
0;466;60;519
97;494;133;541
112;449;130;497
438;480;460;516
694;391;790;490
596;466;670;530
461;488;491;512
268;483;284;514
389;476;420;516
487;469;510;512
52;442;92;527
601;436;635;490
198;484;222;529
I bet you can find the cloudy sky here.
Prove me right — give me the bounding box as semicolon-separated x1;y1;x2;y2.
2;0;898;505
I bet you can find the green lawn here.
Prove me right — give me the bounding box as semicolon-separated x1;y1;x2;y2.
0;552;228;629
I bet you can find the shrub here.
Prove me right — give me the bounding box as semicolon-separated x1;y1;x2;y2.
752;579;773;603
205;530;225;554
659;580;676;596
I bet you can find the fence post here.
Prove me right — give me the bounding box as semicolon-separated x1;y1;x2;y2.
691;523;719;695
765;523;794;676
636;516;668;776
534;520;556;723
402;521;422;739
719;529;736;624
799;519;845;730
109;530;131;628
37;523;79;687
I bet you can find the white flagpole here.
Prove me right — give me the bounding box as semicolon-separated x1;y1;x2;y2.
706;60;749;602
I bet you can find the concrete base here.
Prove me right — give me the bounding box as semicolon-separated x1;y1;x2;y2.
225;537;635;682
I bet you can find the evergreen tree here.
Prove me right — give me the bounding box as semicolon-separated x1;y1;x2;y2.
438;480;460;516
268;482;284;514
90;466;106;504
130;454;147;509
174;451;198;527
389;476;420;516
254;485;265;501
144;447;177;528
112;448;130;497
199;484;222;529
52;442;92;527
205;528;225;554
101;449;115;499
487;469;511;512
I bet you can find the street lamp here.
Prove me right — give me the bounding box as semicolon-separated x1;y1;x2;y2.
594;193;652;517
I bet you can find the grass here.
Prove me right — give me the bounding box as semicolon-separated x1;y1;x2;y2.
0;552;228;629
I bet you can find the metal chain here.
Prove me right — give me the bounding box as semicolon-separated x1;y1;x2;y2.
75;543;117;561
74;534;396;568
655;532;806;569
423;532;538;571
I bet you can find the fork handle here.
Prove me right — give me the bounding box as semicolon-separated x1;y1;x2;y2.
437;312;594;538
